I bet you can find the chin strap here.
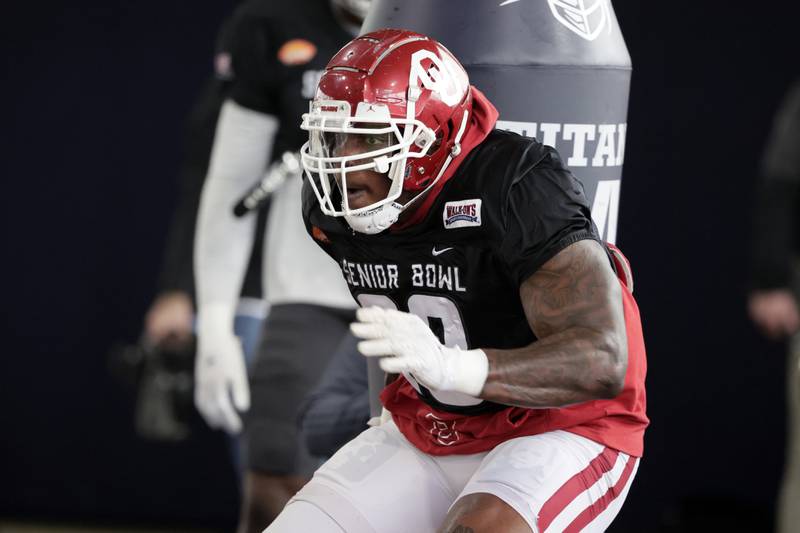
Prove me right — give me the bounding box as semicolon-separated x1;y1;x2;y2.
344;201;404;234
394;108;470;211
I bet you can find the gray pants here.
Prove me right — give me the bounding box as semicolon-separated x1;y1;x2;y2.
779;337;800;533
243;303;356;476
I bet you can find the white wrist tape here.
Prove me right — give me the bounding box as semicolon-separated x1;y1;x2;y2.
442;347;489;397
197;302;236;335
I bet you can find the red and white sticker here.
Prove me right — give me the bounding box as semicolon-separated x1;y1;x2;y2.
443;199;482;229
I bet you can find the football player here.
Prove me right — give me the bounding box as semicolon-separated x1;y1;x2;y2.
193;1;372;532
266;29;649;533
748;79;800;533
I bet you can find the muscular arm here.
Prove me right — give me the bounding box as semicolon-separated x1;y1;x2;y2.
480;239;628;408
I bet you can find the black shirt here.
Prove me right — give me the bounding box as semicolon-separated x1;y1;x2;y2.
302;129;601;414
228;0;353;163
157;0;352;299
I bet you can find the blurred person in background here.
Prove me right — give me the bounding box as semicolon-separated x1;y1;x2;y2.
141;10;268;448
748;79;800;533
192;1;371;531
143;16;235;358
298;335;370;458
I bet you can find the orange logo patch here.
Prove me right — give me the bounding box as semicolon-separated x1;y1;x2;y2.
277;39;317;66
312;226;330;244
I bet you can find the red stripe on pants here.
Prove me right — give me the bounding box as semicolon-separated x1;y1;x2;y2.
537;447;619;532
563;456;637;532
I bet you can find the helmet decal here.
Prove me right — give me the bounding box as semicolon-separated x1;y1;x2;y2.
409;49;468;107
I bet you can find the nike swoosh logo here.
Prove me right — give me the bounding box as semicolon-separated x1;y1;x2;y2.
432;246;454;256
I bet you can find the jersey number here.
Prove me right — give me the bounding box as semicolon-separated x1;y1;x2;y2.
356;293;479;407
356;293;467;349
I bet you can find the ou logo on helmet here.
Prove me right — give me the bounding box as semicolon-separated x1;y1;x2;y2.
408;48;469;107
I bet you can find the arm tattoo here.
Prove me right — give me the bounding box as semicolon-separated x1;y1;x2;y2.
481;239;628;407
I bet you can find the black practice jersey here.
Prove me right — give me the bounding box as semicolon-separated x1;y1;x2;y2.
228;0;353;161
303;129;602;414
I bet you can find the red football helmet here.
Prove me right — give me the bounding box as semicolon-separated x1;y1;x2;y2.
300;28;473;234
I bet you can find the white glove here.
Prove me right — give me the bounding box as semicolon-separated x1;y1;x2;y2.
351;307;488;397
195;303;250;433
